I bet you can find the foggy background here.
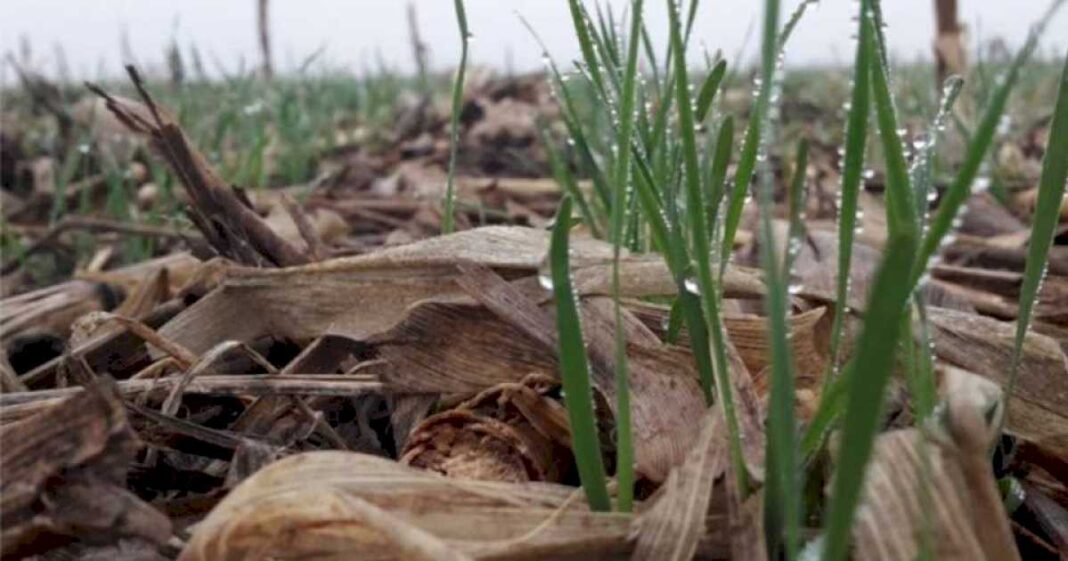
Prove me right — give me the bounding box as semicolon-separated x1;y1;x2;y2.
1;0;1065;82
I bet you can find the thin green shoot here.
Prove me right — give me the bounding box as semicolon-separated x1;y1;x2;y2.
1006;51;1068;412
441;0;470;234
911;0;1064;285
549;196;611;512
666;0;749;494
821;6;870;389
707;117;734;231
538;121;602;238
607;0;644;513
820;11;920;561
752;0;801;556
783;139;809;277
695;60;727;123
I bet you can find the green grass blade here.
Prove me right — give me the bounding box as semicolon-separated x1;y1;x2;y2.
801;363;849;459
441;0;470;234
695;60;727;123
549;196;611;512
867;17;917;237
912;77;964;223
821;11;920;561
822;15;872;386
566;0;606;97
821;235;917;561
783;139;809;277
667;0;749;494
519;15;613;211
538;121;602;238
1008;51;1068;403
750;0;800;556
778;0;815;49
907;299;938;419
607;0;645;513
707;116;734;231
720;0;813;273
912;0;1063;283
720;104;761;273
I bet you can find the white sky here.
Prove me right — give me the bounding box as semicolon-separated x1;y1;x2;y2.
1;0;1065;81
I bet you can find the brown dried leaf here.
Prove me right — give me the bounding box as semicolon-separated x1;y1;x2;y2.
851;367;1018;561
402;374;572;483
928;307;1068;462
0;377;171;557
179;451;634;561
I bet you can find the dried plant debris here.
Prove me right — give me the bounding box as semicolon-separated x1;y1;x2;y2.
177;451;636;561
849;368;1018;561
2;33;1067;560
1;376;171;558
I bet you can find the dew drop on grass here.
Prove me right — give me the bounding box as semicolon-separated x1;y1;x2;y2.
997;114;1012;136
684;277;700;295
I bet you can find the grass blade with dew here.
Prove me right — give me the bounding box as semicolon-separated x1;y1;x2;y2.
441;0;470;234
566;0;608;99
720;0;815;274
607;0;645;513
821;11;920;561
549;196;612;512
1007;51;1068;411
905;76;964;421
820;8;871;395
695;59;727;123
783;139;809;278
911;0;1064;285
778;0;817;50
868;5;918;238
749;0;802;556
667;0;749;494
519;15;613;211
911;76;964;223
707;116;735;232
537;120;602;238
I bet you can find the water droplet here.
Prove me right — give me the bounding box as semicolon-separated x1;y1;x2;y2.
684;278;700;295
997;114;1012;136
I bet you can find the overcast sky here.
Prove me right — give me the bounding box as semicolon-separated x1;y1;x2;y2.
1;0;1065;81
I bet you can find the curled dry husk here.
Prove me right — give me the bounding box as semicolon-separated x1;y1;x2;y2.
178;450;637;561
401;373;576;483
850;366;1020;561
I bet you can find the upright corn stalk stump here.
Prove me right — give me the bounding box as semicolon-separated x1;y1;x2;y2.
934;0;966;82
257;0;274;80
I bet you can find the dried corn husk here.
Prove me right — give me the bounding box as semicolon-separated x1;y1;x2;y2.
402;373;573;483
178;451;637;561
850;367;1019;561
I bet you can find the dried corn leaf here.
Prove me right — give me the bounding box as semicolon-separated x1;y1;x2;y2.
157;226;615;355
1;377;171;558
631;410;727;561
850;366;1018;561
928;306;1068;461
179;451;635;561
